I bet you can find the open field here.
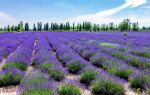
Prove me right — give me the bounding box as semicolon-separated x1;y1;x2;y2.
0;32;150;95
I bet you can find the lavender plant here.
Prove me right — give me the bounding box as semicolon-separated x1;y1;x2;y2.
59;84;81;95
0;68;25;87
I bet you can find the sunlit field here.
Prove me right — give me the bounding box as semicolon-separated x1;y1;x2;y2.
0;32;150;95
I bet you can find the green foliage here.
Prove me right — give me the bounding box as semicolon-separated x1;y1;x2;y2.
22;88;54;95
91;79;124;95
0;72;22;87
80;70;98;85
131;50;150;58
3;18;150;32
59;84;81;95
68;60;85;74
33;23;37;31
37;22;42;31
44;23;49;31
3;62;28;71
90;55;107;67
132;22;139;31
103;60;133;80
147;89;150;95
129;74;150;90
110;67;133;80
49;70;64;81
25;23;29;31
119;19;131;31
83;51;96;61
38;63;64;81
22;71;48;87
79;49;88;57
38;63;53;71
100;43;119;48
18;21;24;32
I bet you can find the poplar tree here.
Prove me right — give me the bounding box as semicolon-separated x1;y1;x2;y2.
33;23;37;31
25;23;29;31
18;21;24;32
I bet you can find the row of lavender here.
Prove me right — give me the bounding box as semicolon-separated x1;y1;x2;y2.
0;33;33;62
45;32;150;94
0;33;36;87
17;34;67;95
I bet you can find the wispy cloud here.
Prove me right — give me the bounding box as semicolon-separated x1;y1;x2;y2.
0;11;17;27
68;0;147;24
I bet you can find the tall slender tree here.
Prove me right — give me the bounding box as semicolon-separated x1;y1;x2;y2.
25;23;29;31
73;22;75;31
18;21;24;32
33;23;37;31
37;22;42;31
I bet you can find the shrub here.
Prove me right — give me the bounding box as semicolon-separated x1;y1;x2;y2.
0;69;25;87
103;61;133;80
114;68;133;80
111;52;125;60
83;51;96;61
79;49;88;57
91;79;124;95
90;55;107;67
22;88;54;95
18;70;54;95
147;89;150;95
50;70;64;81
131;50;150;58
80;70;98;85
117;47;129;52
59;84;81;95
129;73;150;90
21;71;48;87
39;63;64;81
58;54;72;66
39;63;53;71
3;62;28;71
68;60;85;74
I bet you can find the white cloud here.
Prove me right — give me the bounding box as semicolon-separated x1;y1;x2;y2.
0;11;17;27
67;0;147;26
126;0;147;7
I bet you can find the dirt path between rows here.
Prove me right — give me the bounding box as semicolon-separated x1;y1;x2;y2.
0;86;18;95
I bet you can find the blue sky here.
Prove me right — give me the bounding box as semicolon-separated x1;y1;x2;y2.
0;0;150;27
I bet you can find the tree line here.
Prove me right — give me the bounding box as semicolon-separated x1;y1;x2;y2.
0;19;150;32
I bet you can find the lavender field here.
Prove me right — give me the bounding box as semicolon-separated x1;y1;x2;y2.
0;32;150;95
